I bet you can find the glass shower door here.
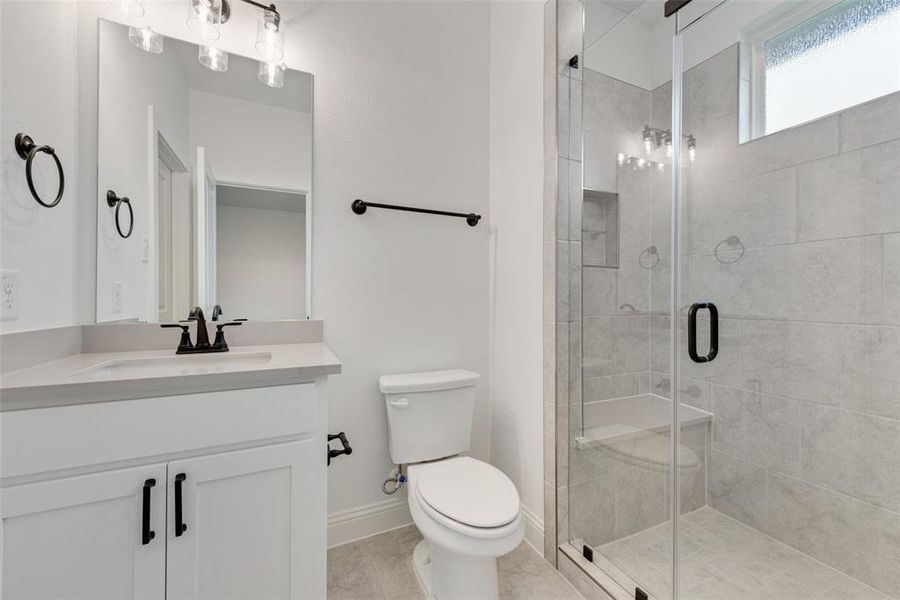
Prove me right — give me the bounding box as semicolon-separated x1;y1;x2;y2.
674;1;900;598
570;2;678;598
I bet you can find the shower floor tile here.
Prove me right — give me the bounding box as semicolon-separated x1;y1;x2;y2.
594;506;894;600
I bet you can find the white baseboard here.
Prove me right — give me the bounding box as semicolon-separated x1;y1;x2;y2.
521;504;545;553
328;496;413;548
328;497;545;553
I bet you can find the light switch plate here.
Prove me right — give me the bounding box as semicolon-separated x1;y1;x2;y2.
1;270;20;321
112;280;122;313
141;236;150;263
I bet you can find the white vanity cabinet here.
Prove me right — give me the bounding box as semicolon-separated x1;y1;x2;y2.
0;381;330;600
2;463;168;600
166;441;318;600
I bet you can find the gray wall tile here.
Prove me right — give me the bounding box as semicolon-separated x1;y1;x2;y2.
840;90;900;152
711;385;800;475
708;450;768;530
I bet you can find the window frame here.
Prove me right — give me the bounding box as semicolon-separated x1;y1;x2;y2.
742;0;845;140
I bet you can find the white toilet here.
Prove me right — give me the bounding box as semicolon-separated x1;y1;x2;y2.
380;369;524;600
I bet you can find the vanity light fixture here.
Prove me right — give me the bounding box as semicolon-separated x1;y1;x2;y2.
258;61;285;88
199;45;229;72
187;0;228;40
187;0;284;58
642;126;656;154
129;26;163;53
617;154;665;171
641;125;697;162
255;7;284;62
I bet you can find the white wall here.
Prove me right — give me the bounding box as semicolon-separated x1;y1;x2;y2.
188;90;311;192
0;3;83;333
216;204;306;320
488;0;545;547
96;19;190;323
297;0;492;526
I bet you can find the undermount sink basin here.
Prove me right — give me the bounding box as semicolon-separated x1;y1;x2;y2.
71;351;273;379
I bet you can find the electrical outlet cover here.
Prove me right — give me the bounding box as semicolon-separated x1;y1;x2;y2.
1;270;20;321
112;280;123;313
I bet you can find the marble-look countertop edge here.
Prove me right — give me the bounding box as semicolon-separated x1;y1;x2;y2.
0;343;341;411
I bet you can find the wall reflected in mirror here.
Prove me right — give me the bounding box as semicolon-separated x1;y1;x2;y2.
96;19;312;324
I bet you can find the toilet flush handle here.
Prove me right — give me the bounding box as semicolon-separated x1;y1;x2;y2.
389;397;410;408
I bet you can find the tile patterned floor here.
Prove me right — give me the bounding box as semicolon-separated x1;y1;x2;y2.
327;525;584;600
595;506;895;600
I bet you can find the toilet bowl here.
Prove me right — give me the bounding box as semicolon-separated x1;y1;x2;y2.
379;369;524;600
406;457;524;600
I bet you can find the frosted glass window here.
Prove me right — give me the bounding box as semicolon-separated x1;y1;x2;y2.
763;0;900;135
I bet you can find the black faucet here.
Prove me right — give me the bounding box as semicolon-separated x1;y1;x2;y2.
160;306;242;354
188;306;211;348
211;304;223;321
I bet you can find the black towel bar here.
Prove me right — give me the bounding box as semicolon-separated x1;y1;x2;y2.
351;199;481;227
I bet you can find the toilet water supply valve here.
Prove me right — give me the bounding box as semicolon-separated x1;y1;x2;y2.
382;467;407;495
327;432;353;466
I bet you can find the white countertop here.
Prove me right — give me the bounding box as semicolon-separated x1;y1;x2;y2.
0;343;341;411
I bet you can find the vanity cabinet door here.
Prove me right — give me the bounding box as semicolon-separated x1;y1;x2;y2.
1;463;167;600
165;440;321;600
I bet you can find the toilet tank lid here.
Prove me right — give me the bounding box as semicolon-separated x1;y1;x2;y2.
379;369;480;394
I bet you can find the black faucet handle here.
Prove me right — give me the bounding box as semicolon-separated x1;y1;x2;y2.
212;321;242;351
161;323;193;352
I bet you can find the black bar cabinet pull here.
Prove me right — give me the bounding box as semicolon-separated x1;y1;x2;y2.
142;478;156;545
175;473;187;536
688;302;718;364
351;199;481;227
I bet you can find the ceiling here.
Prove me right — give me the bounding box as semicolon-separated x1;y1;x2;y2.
217;184;306;213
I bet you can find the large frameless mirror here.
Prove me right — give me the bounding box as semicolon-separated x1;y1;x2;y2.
95;19;312;324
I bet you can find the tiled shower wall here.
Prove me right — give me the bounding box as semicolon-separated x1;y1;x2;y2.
581;71;654;401
649;44;900;597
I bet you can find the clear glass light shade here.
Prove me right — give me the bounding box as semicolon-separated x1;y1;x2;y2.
255;10;284;62
110;0;144;17
199;46;229;72
258;61;285;88
187;0;226;40
129;26;163;54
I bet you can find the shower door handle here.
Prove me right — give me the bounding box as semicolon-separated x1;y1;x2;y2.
688;302;718;363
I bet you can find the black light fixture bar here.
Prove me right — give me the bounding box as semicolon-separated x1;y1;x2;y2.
351;199;481;227
238;0;280;26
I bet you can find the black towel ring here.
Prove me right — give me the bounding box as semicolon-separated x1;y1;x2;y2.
15;133;65;208
107;190;134;239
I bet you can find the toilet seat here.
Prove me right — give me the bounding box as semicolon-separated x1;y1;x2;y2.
411;457;520;535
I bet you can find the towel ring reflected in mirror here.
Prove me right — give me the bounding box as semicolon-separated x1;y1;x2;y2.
714;235;744;264
107;190;134;239
639;245;659;270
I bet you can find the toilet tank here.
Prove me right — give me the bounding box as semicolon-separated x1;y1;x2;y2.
380;369;480;465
